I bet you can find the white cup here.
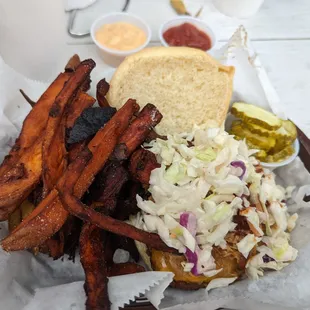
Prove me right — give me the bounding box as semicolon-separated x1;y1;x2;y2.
159;16;216;51
91;12;151;67
213;0;264;18
0;0;67;81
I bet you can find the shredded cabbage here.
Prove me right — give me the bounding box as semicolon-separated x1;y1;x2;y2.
135;125;298;282
237;234;261;258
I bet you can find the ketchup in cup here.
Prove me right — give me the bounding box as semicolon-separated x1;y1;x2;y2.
163;23;212;51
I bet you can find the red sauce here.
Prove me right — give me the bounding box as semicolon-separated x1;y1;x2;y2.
163;23;212;51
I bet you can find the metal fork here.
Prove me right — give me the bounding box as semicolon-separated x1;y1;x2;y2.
68;0;131;37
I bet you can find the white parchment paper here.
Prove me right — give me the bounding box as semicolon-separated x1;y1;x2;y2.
0;27;310;310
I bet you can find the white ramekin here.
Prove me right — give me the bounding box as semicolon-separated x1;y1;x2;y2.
213;0;264;18
91;12;151;67
159;16;216;51
260;139;300;170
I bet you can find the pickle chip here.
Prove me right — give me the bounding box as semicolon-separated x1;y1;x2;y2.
264;145;295;163
269;138;292;155
231;102;282;130
255;150;268;162
242;122;274;137
282;120;297;141
231;121;276;151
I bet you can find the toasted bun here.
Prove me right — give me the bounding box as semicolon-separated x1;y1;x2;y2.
135;240;244;290
107;47;234;135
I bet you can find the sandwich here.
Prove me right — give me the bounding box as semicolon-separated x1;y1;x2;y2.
108;47;298;290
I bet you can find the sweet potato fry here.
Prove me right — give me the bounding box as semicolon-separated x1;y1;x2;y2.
62;215;83;261
129;149;160;185
66;92;96;130
74;99;139;196
114;181;144;221
67;138;91;163
80;223;110;310
19;89;36;107
42;59;96;196
0;137;43;219
59;190;177;253
88;161;129;214
0;72;71;176
65;54;81;72
8;207;21;232
108;262;145;277
2;100;139;251
144;129;167;143
112;104;163;161
96;79;110;108
1;149;92;251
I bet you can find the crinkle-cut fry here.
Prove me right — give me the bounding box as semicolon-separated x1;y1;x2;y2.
42;59;96;196
66;92;96;130
0;72;71;176
96;78;110;108
80;223;110;310
112;103;163;161
2;100;139;251
0;137;43;220
108;262;145;277
59;190;177;253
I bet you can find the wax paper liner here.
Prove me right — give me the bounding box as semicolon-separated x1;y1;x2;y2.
21;272;174;310
1;27;310;310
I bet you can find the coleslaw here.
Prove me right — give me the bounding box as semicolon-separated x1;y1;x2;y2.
133;125;298;288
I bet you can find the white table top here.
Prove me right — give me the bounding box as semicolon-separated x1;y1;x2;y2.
63;0;310;129
0;0;309;129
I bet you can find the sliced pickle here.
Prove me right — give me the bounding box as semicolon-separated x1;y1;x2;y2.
231;121;276;151
265;145;295;163
282;120;297;141
269;138;292;155
242;122;274;137
255;150;268;161
231;102;282;130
